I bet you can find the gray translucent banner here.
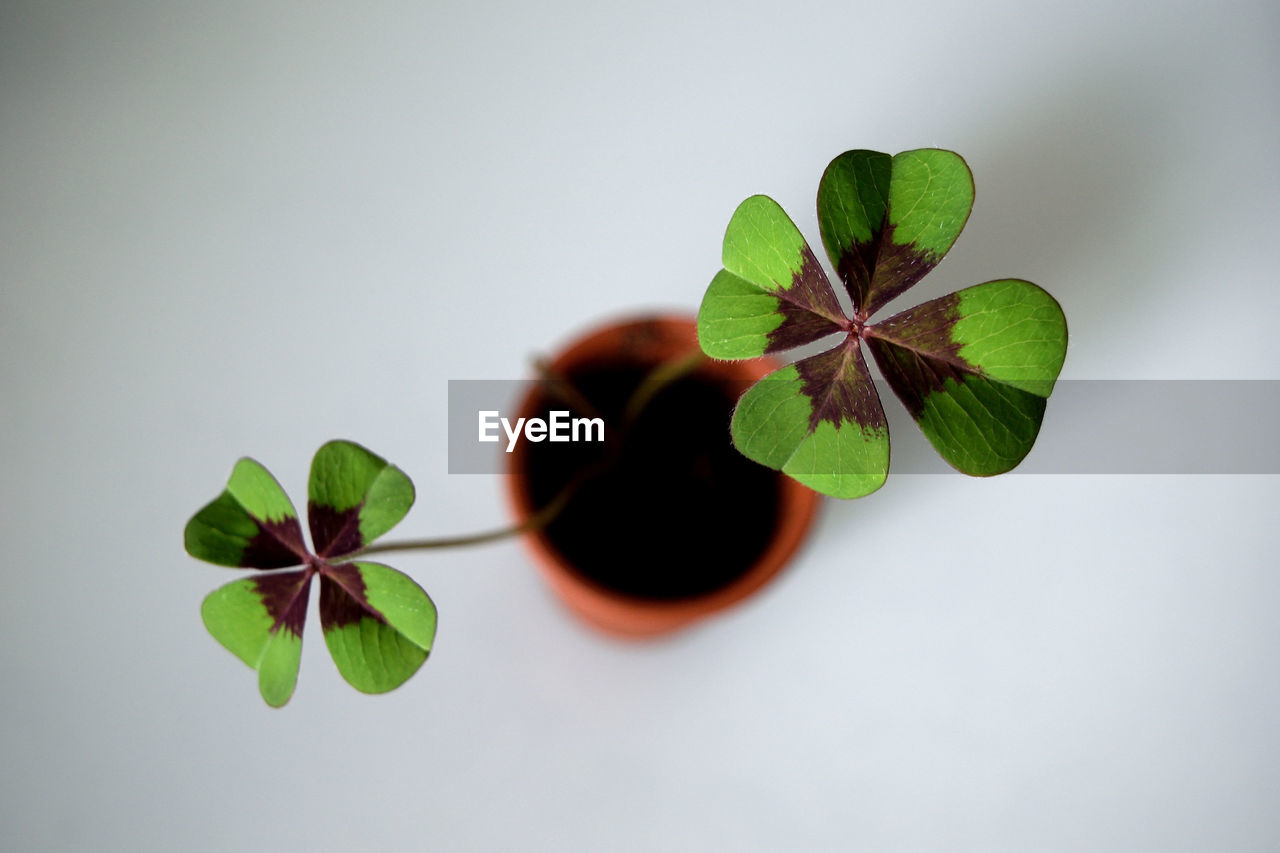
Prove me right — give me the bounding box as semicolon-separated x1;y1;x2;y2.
447;380;1280;475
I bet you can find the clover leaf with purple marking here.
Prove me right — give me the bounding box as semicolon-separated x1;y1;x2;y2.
184;440;436;707
697;148;1068;498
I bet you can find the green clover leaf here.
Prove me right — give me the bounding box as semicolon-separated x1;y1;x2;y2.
185;441;435;707
698;149;1068;498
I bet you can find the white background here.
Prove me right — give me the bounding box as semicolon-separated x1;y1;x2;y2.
2;1;1278;850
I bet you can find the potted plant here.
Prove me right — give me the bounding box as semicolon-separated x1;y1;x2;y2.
503;313;821;638
183;148;1067;706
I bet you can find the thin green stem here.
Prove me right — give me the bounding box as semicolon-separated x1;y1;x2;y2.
349;465;591;558
353;348;707;558
621;349;706;425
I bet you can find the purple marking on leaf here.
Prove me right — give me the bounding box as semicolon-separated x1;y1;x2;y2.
765;247;847;353
864;293;975;417
794;338;887;433
241;517;309;569
837;222;939;318
867;291;964;358
319;563;386;630
252;570;312;638
834;231;879;314
866;337;967;418
308;503;364;558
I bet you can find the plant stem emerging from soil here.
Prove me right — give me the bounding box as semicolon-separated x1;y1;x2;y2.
349;466;585;556
350;349;707;558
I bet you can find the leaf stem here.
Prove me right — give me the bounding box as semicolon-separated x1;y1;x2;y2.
349;465;589;557
621;348;706;425
352;348;707;559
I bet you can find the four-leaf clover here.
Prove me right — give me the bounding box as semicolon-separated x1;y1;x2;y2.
697;148;1068;498
184;440;436;707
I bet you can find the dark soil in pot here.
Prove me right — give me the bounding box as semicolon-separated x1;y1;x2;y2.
520;360;783;601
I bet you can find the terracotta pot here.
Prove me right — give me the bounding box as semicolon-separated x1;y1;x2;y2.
505;314;819;639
